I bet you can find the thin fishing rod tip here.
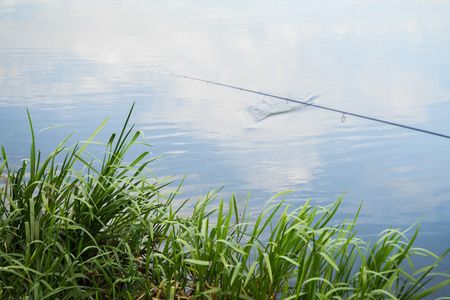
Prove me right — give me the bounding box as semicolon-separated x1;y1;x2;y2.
152;71;450;140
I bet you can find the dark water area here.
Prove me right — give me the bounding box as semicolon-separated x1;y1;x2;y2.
1;0;450;297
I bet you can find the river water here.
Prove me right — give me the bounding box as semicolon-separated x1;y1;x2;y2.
1;0;450;297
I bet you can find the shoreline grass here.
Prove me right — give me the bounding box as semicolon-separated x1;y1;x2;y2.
1;106;449;299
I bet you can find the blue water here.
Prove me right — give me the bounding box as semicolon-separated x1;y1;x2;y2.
1;0;450;297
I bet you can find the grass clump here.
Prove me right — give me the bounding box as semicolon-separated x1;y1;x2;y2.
0;106;449;299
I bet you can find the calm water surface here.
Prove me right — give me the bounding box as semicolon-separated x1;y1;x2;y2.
1;0;450;297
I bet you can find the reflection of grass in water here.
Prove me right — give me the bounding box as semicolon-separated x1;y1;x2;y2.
1;106;449;299
249;93;317;122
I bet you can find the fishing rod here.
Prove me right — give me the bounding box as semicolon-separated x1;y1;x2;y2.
150;70;450;140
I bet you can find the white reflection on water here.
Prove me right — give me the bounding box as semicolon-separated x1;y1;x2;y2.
1;0;449;116
1;0;449;212
0;1;449;194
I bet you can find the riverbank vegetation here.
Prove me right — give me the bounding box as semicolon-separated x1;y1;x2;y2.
1;107;449;299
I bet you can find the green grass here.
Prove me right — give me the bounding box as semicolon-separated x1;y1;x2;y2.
0;106;449;299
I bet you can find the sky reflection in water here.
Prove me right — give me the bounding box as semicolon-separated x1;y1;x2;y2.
1;0;450;296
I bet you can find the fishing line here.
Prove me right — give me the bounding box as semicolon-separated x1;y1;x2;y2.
150;70;450;140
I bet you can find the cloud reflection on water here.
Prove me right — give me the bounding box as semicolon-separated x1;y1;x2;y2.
0;1;449;225
1;0;449;111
